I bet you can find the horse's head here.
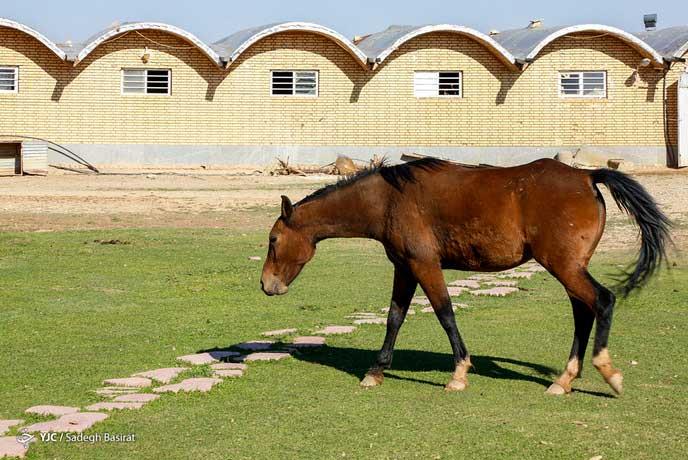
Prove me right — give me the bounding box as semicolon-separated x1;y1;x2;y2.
261;196;316;296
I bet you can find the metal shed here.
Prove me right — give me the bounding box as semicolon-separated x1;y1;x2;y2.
0;140;48;176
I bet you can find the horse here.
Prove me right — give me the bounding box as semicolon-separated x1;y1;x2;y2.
260;158;670;395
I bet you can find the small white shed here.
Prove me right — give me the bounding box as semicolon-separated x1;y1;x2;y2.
0;140;48;176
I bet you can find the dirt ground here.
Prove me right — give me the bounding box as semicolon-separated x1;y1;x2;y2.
0;167;686;252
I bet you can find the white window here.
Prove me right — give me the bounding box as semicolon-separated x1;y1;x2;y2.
271;71;318;97
0;67;18;93
122;69;170;95
414;71;462;98
559;71;606;98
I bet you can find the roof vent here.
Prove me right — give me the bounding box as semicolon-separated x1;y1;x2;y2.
489;29;500;36
643;14;657;31
528;19;543;29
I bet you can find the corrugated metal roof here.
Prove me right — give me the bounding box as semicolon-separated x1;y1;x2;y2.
212;22;368;67
636;26;688;59
356;24;518;69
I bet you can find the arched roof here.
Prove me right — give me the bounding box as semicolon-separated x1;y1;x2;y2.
636;26;688;60
494;24;664;67
0;17;66;60
213;22;369;68
357;25;518;69
74;22;222;66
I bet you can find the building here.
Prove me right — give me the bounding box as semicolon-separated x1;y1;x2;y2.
0;17;687;170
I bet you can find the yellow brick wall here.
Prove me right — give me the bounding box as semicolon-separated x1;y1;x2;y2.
0;27;680;150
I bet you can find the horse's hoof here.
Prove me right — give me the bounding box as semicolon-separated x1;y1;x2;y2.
445;379;468;392
360;373;383;388
545;383;569;395
607;372;623;395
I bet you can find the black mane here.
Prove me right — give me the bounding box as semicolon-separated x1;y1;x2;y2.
296;158;447;206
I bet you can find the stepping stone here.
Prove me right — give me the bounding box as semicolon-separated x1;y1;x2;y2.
447;287;468;296
240;352;291;362
316;326;356;335
0;436;29;458
411;296;431;305
261;328;297;337
498;271;533;280
235;341;274;351
213;369;244;378
0;420;23;436
345;312;379;318
177;351;241;365
380;308;415;315
94;387;139;397
211;362;247;371
113;394;160;403
153;378;222;394
290;336;326;348
468;274;497;281
484;280;518;287
470;287;519;297
85;402;145;411
353;318;387;325
102;377;152;388
448;280;481;289
421;304;464;313
521;264;547;273
133;368;188;384
248;256;262;261
24;412;108;434
25;405;79;417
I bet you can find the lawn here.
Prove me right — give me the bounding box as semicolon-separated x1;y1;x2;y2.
0;229;685;459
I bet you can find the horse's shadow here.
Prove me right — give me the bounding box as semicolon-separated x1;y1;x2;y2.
201;344;613;397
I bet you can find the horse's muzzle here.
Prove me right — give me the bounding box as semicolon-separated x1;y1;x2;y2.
261;274;289;296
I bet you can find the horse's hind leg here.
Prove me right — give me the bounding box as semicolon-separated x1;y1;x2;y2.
548;267;622;395
361;266;417;388
546;296;594;395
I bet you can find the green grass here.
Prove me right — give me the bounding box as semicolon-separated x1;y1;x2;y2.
0;229;686;459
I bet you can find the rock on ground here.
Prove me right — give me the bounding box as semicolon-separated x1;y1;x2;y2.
470;287;520;297
498;271;533;279
235;341;275;351
448;280;481;289
0;420;23;436
315;326;356;335
447;287;468;296
211;363;247;371
24;413;108;434
153;378;222;394
113;394;160;403
240;352;292;362
213;369;244;378
95;387;139;397
411;296;431;305
102;377;152;388
25;406;80;417
291;336;326;347
261;328;297;337
133;368;188;384
85;402;145;411
0;436;29;458
484;280;518;287
353;318;387;325
176;351;241;365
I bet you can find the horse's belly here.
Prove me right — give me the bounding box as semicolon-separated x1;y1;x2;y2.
440;229;529;272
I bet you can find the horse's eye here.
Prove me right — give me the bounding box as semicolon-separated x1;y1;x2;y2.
269;236;277;244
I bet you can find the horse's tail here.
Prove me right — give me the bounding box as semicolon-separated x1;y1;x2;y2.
590;168;671;296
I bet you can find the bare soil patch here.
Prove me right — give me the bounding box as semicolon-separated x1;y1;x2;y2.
1;168;686;251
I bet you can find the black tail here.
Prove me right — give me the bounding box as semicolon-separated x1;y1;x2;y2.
591;169;671;296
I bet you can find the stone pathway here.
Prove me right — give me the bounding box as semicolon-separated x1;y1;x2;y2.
0;262;545;458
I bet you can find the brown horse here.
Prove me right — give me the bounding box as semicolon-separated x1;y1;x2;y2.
260;158;670;395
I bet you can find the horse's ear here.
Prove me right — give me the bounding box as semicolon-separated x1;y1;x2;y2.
280;195;294;220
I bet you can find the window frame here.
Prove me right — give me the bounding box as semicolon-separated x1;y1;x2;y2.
121;68;171;96
559;71;607;99
270;70;319;98
413;71;463;99
0;66;19;94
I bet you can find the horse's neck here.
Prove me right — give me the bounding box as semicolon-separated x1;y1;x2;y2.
294;179;386;242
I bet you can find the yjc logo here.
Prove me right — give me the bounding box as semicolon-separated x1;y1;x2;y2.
15;429;35;448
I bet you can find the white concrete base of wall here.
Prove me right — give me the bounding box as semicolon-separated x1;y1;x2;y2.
52;144;672;168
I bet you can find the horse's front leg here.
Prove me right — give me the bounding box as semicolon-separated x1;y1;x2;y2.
360;266;417;388
410;260;471;391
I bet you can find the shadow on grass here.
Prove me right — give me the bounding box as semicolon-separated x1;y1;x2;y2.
201;344;614;397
